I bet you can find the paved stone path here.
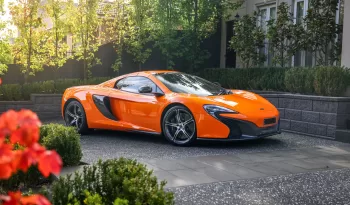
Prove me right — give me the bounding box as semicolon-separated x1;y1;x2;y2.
59;145;350;189
139;145;350;188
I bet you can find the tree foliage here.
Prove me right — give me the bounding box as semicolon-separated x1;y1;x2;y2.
72;0;102;80
125;0;154;71
229;14;266;68
304;0;341;66
180;0;220;71
9;0;48;82
43;0;74;78
0;23;13;75
153;0;183;70
100;0;130;72
267;2;305;67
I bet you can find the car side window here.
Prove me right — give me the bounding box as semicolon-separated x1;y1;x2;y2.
115;79;125;89
115;76;160;94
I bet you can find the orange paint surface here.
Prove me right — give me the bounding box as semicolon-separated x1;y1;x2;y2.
61;71;279;139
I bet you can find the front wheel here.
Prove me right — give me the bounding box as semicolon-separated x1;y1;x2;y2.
64;100;89;134
162;105;197;146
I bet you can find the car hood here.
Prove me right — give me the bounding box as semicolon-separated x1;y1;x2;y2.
198;90;277;113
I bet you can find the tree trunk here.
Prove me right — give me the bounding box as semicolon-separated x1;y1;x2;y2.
139;63;142;71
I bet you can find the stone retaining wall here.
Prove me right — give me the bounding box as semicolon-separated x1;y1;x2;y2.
0;94;62;120
0;93;349;142
262;94;350;142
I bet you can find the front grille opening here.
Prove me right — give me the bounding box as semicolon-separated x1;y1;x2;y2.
228;124;242;139
264;118;276;125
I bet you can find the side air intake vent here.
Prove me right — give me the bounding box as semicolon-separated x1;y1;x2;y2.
92;95;117;121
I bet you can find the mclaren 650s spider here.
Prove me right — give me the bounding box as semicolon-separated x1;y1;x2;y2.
61;70;281;146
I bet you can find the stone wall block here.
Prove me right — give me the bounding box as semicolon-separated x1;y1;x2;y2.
302;111;320;123
290;120;308;133
285;109;302;121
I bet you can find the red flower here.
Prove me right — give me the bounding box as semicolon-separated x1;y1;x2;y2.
11;124;40;147
0;144;14;179
0;191;21;205
38;150;62;177
0;110;19;135
21;195;51;205
0;109;62;204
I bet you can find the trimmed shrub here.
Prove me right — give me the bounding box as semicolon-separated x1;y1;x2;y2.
54;79;83;93
0;77;113;101
198;66;350;96
314;66;350;96
22;81;55;100
0;84;23;100
85;77;111;85
51;158;174;205
0;165;46;193
285;67;315;94
198;67;288;91
40;123;82;166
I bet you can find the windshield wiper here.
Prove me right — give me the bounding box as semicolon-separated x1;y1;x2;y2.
217;89;233;96
217;89;227;95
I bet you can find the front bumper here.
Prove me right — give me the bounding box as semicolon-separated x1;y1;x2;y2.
197;114;281;141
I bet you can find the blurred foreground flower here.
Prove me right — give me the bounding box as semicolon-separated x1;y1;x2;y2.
0;109;62;205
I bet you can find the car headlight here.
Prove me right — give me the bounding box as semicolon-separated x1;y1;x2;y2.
203;105;239;119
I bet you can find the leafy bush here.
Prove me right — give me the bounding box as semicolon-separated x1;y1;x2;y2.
197;66;350;96
51;158;174;205
40;123;82;166
285;67;315;94
22;81;55;100
198;67;287;91
0;77;113;101
54;79;83;93
85;77;111;85
314;66;350;96
0;84;23;100
0;165;50;193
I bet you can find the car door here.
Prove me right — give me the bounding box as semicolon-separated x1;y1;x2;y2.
108;76;165;133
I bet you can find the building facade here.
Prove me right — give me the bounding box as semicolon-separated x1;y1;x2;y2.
220;0;347;68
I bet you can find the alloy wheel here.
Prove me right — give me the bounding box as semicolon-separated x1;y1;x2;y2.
163;107;196;145
65;102;84;129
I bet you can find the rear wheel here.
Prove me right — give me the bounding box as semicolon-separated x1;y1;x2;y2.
64;100;89;134
162;105;197;146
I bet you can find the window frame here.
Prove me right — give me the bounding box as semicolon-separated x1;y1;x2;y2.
114;76;164;95
257;2;277;66
292;0;311;67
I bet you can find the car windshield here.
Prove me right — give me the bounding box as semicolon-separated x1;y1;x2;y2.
154;72;230;96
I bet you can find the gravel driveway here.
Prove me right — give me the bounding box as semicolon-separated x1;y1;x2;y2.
44;118;350;205
77;129;346;164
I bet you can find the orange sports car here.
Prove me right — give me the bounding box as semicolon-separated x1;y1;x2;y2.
61;70;281;146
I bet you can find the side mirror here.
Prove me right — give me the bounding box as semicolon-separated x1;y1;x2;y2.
138;85;152;93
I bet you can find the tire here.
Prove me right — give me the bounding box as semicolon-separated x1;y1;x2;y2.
64;100;90;134
162;105;197;146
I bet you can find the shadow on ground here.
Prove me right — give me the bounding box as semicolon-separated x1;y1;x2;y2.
89;129;284;148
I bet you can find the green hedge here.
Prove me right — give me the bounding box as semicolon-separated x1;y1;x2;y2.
0;77;111;101
197;66;350;97
40;123;82;166
51;158;174;205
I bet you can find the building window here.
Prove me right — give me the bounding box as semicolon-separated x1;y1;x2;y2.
293;0;310;67
258;3;277;66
